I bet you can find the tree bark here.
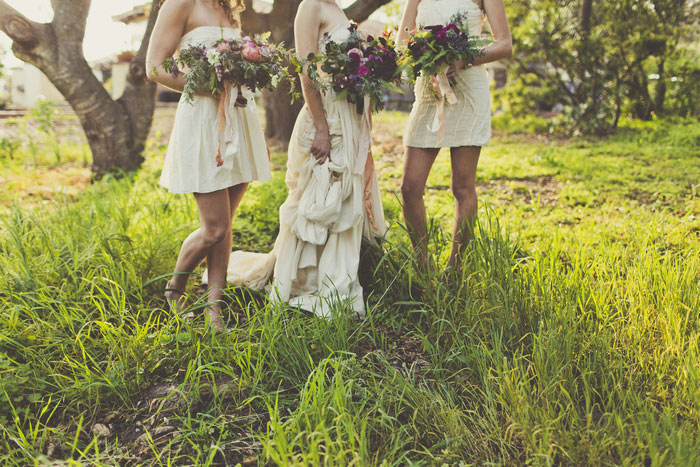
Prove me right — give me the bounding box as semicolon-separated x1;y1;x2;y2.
654;58;666;116
0;0;160;177
580;0;593;36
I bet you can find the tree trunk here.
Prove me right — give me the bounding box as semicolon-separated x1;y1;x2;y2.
580;0;593;36
0;0;160;177
654;58;666;116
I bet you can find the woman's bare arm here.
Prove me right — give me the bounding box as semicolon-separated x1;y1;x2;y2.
146;0;193;92
448;0;512;75
397;0;420;47
295;0;331;163
473;0;512;66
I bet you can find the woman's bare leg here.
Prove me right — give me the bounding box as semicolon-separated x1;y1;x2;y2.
401;146;440;265
204;183;248;327
167;189;233;314
448;145;481;268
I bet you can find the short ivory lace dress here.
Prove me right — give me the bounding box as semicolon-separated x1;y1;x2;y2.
404;0;492;149
160;26;272;194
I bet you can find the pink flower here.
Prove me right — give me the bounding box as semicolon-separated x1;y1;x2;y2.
216;42;231;53
242;42;264;62
259;45;272;58
357;65;370;77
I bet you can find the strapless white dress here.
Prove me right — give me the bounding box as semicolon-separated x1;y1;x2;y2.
205;23;387;317
404;0;492;149
160;26;272;194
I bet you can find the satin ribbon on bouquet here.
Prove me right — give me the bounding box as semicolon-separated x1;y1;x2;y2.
355;95;373;176
215;82;241;169
355;95;380;233
429;66;458;146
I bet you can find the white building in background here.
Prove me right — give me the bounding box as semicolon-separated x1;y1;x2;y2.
9;65;65;108
102;0;273;101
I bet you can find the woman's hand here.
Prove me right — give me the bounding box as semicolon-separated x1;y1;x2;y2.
310;127;331;164
235;86;248;108
446;60;469;78
195;81;217;98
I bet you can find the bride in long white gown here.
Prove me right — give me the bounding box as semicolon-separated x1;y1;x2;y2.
205;0;386;317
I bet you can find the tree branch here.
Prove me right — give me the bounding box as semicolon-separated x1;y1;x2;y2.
344;0;391;23
127;0;160;86
0;0;43;47
50;0;90;42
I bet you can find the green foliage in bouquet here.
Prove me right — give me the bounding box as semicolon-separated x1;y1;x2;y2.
401;12;486;82
298;24;403;114
163;31;298;103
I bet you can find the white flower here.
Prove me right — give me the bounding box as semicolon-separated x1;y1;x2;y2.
206;48;221;64
271;74;281;88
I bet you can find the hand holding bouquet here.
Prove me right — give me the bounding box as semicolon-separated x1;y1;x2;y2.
401;12;485;97
304;24;402;114
163;32;296;103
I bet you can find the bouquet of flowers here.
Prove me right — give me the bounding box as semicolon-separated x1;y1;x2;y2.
163;31;296;103
402;12;485;82
304;24;402;114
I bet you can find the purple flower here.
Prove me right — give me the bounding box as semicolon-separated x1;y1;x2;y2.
357;65;370;77
348;48;362;63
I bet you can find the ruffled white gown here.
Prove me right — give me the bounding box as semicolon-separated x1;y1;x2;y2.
404;0;492;149
209;23;386;317
160;27;272;194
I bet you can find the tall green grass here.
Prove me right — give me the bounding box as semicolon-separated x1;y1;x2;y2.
1;117;700;465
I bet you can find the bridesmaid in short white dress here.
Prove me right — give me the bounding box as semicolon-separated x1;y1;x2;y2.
160;26;271;194
397;0;512;270
147;0;270;329
208;0;386;317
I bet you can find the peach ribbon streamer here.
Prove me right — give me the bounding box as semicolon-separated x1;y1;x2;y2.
429;68;458;146
215;83;244;169
362;109;379;234
355;96;373;175
215;83;233;167
355;96;379;233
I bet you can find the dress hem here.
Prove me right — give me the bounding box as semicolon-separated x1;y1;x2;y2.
159;174;272;195
403;140;490;149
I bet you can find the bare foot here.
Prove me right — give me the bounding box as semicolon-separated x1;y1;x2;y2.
165;282;187;310
205;307;226;332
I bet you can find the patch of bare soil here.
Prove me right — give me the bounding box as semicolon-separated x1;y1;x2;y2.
357;325;432;378
88;378;267;466
149;106;178;146
0;165;91;207
481;176;562;207
371;119;406;169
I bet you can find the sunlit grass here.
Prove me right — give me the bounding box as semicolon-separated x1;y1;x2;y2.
0;114;699;465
